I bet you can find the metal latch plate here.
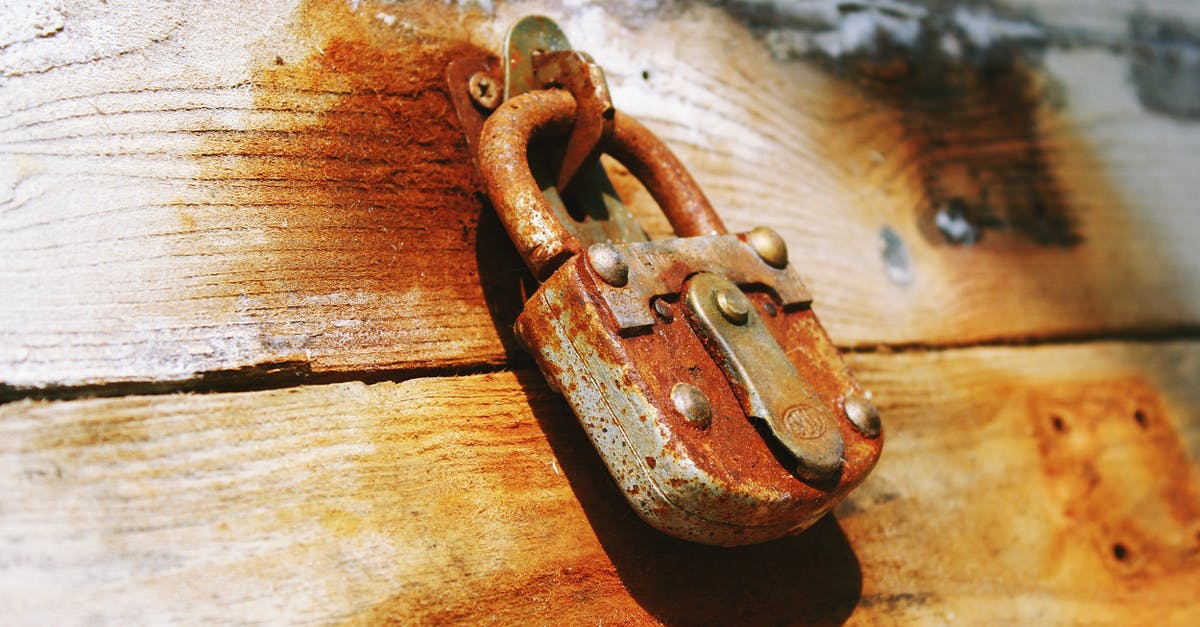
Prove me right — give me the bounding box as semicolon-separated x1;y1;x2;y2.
587;233;812;331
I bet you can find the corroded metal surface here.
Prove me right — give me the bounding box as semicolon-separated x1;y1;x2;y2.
514;250;882;545
587;233;812;331
502;15;570;102
497;17;646;274
451;15;882;545
477;89;728;279
532;49;614;192
477;90;581;278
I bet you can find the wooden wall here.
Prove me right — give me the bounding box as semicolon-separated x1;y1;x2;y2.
2;0;1198;623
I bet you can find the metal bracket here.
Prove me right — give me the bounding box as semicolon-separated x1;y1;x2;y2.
502;15;570;101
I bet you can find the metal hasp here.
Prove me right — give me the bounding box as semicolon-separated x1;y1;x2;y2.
447;15;884;546
683;272;844;483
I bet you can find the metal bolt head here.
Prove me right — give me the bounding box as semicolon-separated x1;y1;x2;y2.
843;395;882;438
588;244;628;287
671;383;712;429
747;226;789;268
714;288;750;324
468;72;500;110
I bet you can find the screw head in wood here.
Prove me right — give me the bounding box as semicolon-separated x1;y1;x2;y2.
671;382;712;429
748;226;788;268
468;72;500;110
588;243;628;287
843;394;882;438
714;287;750;324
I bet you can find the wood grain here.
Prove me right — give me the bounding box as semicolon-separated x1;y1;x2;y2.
1;341;1196;624
3;0;1200;390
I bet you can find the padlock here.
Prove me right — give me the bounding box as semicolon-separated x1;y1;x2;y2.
448;16;883;546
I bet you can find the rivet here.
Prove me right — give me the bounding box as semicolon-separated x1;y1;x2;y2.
843;395;882;438
588;244;628;287
468;72;500;110
747;226;788;268
714;288;750;324
671;383;712;429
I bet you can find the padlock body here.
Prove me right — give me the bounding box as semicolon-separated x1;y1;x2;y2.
514;234;883;546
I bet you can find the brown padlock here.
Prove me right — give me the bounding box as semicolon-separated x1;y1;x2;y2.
449;16;882;546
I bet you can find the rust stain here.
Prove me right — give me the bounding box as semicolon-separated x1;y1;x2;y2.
1032;379;1200;587
727;4;1097;250
821;40;1081;248
192;0;523;371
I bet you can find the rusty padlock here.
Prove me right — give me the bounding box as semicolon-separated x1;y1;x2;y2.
448;16;882;546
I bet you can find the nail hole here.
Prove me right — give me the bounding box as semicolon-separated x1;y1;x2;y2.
1111;542;1129;562
1134;409;1149;428
1050;415;1067;433
641;69;650;80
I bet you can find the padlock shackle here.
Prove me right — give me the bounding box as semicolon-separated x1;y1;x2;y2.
479;88;727;279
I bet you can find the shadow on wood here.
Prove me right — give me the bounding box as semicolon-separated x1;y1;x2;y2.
473;197;539;363
513;369;863;625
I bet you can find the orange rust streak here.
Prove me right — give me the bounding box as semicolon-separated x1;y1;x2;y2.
194;1;528;372
1033;379;1200;587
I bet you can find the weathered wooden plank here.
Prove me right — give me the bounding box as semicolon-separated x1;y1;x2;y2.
2;341;1196;624
4;0;1200;390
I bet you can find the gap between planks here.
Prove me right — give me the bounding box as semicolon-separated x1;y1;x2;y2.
5;326;1200;405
